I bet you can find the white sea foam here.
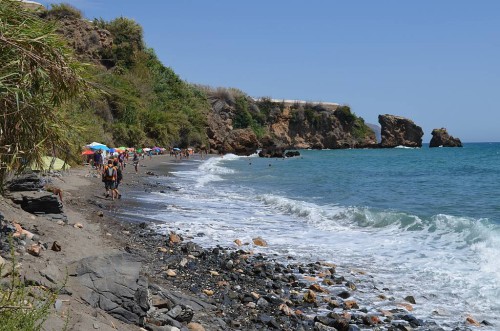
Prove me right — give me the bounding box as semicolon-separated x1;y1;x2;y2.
129;154;500;329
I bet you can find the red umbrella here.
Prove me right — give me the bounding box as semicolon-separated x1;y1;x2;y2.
81;150;94;155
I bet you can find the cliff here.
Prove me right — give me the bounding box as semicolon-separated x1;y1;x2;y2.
379;114;423;148
429;128;462;147
205;90;377;155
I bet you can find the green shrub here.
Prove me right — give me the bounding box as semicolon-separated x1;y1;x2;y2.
44;3;82;20
0;239;58;331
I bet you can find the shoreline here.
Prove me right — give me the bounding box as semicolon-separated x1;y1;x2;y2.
0;154;489;330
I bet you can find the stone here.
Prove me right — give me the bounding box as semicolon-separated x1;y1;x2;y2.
209;270;219;276
338;290;351;299
429;128;462;147
27;244;41;257
165;269;177;277
54;299;63;311
6;174;44;192
8;190;63;214
398;302;414;311
202;289;214;296
404;295;416;304
303;289;316;303
362;314;381;325
51;241;61;252
187;322;205;331
257;297;269;307
309;283;328;293
73;253;149;325
343;300;359;310
252;237;268;247
279;303;294;316
314;322;337;331
169;233;182;244
74;223;83;229
151;295;172;309
96;211;104;217
0;255;5;267
158;247;168;253
233;239;242;246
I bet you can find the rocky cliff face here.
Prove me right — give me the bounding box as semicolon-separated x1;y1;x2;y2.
429;128;462;147
206;94;377;155
379;114;423;148
273;104;377;150
42;12;112;64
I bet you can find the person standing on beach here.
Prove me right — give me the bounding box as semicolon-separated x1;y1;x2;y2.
102;159;117;200
93;150;102;171
133;152;139;174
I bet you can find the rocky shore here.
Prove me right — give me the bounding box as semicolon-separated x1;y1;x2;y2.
0;155;489;331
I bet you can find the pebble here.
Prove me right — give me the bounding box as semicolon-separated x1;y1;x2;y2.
404;295;416;304
165;269;176;277
202;289;214;296
187;322;205;331
252;237;268;247
303;289;316;303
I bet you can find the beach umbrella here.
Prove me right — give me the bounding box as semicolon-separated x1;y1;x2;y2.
118;146;128;150
173;147;181;151
136;148;143;153
109;148;116;153
143;148;152;152
81;150;94;155
89;144;109;151
31;156;71;171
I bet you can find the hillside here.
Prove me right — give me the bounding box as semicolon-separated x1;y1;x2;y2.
7;3;376;158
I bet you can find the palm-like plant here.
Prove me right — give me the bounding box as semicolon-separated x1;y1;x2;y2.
0;0;88;185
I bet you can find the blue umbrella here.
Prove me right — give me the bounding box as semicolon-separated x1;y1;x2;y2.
90;145;110;151
173;147;181;151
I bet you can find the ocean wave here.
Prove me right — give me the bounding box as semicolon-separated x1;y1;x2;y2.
257;194;498;244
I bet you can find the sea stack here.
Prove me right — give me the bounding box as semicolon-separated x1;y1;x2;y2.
429;128;463;147
378;114;423;148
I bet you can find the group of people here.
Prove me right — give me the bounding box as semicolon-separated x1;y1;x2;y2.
101;152;140;200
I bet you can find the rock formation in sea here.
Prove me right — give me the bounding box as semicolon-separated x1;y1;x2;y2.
429;128;463;147
378;114;424;148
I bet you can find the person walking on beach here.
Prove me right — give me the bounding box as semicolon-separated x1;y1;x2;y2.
102;159;117;200
133;152;139;174
112;159;122;199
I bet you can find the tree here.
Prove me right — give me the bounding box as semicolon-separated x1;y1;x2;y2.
0;0;88;185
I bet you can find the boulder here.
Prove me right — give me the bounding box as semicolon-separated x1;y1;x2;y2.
72;253;149;325
223;128;259;156
7;191;63;214
429;128;462;147
6;174;44;192
378;114;423;148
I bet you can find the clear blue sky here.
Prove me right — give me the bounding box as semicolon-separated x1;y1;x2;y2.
46;0;500;142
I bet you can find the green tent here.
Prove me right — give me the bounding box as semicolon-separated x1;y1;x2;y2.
31;156;71;171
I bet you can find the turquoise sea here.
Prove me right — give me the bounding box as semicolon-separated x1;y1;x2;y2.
123;143;500;329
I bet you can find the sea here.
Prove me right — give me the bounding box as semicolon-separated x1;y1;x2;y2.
120;143;500;330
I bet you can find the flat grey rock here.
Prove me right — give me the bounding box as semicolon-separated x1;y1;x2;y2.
74;253;149;325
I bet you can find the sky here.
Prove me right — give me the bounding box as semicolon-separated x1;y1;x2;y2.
44;0;500;142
